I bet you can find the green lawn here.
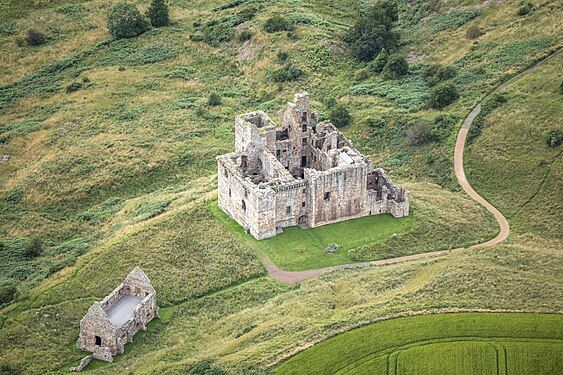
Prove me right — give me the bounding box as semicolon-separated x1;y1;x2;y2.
275;313;563;375
209;201;413;270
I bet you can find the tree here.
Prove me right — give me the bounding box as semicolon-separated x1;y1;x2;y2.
428;83;460;109
0;286;17;306
330;104;351;127
147;0;170;28
383;54;408;79
367;48;388;74
344;1;399;61
422;64;456;86
107;2;150;39
26;28;47;46
208;92;221;106
24;237;43;258
466;24;482;40
545;130;562;148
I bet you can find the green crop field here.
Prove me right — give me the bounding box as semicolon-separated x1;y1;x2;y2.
0;0;561;373
276;313;563;375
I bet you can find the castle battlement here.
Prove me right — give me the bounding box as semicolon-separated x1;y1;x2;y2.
216;93;409;240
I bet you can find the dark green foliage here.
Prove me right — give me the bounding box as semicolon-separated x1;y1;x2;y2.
0;285;17;306
324;97;337;108
560;81;563;95
107;2;150;39
330;104;351;127
367;48;388;74
405;120;432;145
545;130;562;148
428;83;459;109
199;8;257;45
344;1;399;61
269;64;302;83
65;82;82;93
263;15;293;33
466;25;482;40
25;28;47;46
517;2;534;16
427;9;478;33
208;92;222;106
182;359;226;375
133;200;171;221
24;237;43;258
237;29;252;42
431;114;458;140
147;0;170;28
0;363;19;375
383;54;408;79
78;197;125;223
354;68;370;82
422;64;456;86
277;51;289;63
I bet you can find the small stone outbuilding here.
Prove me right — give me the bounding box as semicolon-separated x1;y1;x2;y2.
76;267;158;362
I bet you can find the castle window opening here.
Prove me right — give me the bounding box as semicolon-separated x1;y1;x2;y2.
242;200;246;211
241;155;248;169
302;123;307;132
324;192;331;201
302;202;306;207
228;188;231;197
224;168;228;178
301;156;307;167
302;137;308;146
276;149;281;158
286;206;291;214
95;336;102;346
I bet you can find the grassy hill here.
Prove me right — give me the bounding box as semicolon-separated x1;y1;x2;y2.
0;0;562;373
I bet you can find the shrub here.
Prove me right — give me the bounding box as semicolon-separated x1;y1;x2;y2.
431;114;458;140
107;2;150;39
147;0;170;27
25;28;47;46
466;24;482;40
545;130;562;148
237;29;252;42
270;63;302;83
517;2;534;16
383;54;408;79
0;286;17;306
208;92;222;106
263;15;292;33
559;81;563;95
65;82;82;93
277;51;289;63
330;104;351;127
406;121;432;145
365;117;386;130
367;48;388;74
354;68;370;81
422;64;456;86
428;83;459;109
24;237;43;258
324;97;337;108
344;1;399;61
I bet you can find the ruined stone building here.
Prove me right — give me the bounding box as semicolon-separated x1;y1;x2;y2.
216;93;409;240
76;267;158;362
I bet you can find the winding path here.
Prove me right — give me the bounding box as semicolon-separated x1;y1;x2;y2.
264;50;561;284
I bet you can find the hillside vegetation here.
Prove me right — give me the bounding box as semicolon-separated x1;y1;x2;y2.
0;0;562;373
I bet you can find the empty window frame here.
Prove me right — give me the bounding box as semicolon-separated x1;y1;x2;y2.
324;192;331;201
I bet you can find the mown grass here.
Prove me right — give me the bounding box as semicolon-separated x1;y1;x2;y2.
275;313;563;374
209;179;497;271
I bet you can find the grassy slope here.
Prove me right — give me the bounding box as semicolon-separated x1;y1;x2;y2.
0;0;562;373
275;313;563;374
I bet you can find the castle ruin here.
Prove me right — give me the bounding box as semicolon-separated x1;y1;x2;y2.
76;267;158;363
216;93;409;240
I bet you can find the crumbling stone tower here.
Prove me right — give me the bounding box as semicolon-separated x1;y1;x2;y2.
217;93;409;240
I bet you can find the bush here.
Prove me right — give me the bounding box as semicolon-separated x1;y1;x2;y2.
277;51;289;63
237;29;252;42
466;24;482;40
107;2;150;39
422;64;456;86
354;68;370;81
324;97;337;108
147;0;170;27
344;1;399;61
25;28;47;46
545;130;562;148
65;82;82;93
330;104;351;127
431;114;458;140
383;54;408;79
365;117;386;131
208;92;222;106
263;15;293;33
367;48;388;74
270;63;302;83
24;237;43;258
406;121;432;145
517;2;534;16
0;286;17;306
428;83;459;109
